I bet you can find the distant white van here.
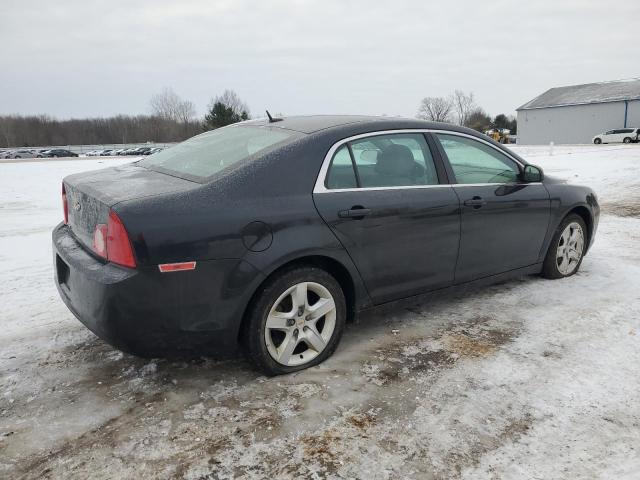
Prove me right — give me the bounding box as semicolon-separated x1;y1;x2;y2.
592;128;639;144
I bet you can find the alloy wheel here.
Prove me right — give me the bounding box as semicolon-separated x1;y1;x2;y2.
556;221;584;275
264;281;337;366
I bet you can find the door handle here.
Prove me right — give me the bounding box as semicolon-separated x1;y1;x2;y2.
338;207;372;219
463;196;487;209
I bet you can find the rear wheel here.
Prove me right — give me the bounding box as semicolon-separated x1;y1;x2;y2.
623;137;632;144
594;138;602;144
241;266;346;376
541;214;587;279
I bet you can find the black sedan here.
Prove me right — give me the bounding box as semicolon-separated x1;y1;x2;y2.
39;148;78;158
53;116;599;375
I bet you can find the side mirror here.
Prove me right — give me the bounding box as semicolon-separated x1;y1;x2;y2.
522;164;543;182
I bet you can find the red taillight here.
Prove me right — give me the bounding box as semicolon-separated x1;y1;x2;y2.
62;183;68;224
91;210;136;268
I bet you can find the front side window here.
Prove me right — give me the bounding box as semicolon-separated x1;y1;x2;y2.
436;134;520;184
139;125;298;181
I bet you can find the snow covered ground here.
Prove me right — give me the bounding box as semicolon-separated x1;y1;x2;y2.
1;145;639;479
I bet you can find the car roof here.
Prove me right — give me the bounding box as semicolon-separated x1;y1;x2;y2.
241;114;483;136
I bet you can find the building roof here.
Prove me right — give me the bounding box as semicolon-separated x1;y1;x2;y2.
517;78;640;110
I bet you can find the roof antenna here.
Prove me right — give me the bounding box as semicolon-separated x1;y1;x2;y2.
266;110;283;123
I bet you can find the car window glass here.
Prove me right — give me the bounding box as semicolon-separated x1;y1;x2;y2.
139;125;298;181
325;145;357;189
349;133;438;187
436;134;520;184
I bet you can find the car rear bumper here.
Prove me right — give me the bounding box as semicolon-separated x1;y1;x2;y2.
52;223;263;356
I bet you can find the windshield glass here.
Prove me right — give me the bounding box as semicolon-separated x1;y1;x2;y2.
138;125;297;181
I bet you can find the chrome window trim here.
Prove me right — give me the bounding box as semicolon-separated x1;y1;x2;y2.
313;129;526;194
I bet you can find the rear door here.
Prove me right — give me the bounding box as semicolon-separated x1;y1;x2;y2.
434;133;550;284
313;132;460;304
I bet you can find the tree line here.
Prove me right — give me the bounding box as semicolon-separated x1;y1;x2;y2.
417;90;517;134
0;87;251;148
1;86;516;148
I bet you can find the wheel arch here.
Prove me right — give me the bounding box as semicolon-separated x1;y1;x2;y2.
236;254;361;342
567;205;593;248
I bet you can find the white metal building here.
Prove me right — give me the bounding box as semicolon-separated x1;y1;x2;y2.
516;78;640;144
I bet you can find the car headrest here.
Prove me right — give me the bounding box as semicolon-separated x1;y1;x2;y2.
375;144;424;178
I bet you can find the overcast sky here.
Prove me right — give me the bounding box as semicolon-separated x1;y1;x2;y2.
1;0;638;120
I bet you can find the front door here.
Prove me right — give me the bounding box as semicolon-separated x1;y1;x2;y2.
434;133;550;284
313;132;460;304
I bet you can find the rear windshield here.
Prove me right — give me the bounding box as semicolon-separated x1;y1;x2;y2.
138;125;297;181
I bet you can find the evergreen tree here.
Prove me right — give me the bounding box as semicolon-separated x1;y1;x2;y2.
203;90;250;130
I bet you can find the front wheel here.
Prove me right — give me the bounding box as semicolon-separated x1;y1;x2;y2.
623;137;632;144
241;266;346;376
593;138;602;144
541;214;587;279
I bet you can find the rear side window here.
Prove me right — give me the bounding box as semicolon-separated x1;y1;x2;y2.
324;133;439;189
326;145;357;189
139;125;297;181
436;134;520;184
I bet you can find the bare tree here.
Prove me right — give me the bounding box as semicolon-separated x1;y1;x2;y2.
417;96;453;123
464;108;492;132
149;87;196;123
453;90;476;126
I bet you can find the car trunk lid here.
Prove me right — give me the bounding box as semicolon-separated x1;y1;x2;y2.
64;163;198;253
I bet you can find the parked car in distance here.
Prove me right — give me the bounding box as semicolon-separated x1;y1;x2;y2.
7;149;38;159
1;150;15;159
128;147;153;155
53;116;599;375
38;149;78;158
593;128;639;144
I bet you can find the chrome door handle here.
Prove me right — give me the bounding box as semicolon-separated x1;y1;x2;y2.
338;207;372;219
463;196;487;209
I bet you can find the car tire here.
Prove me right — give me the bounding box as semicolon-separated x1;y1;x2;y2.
593;138;602;144
541;213;587;279
241;266;346;376
623;137;632;144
